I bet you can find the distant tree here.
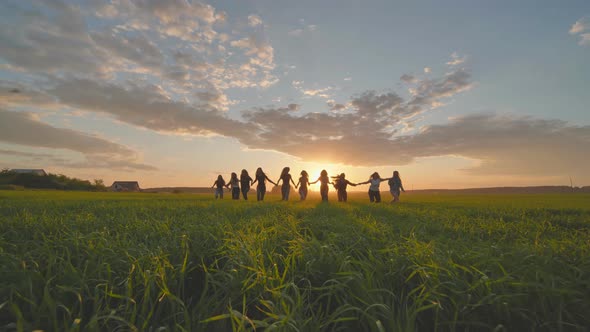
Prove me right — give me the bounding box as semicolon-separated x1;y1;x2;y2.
0;171;106;191
93;179;106;191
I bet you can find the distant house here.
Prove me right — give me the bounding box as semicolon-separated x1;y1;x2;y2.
9;169;47;176
111;181;141;192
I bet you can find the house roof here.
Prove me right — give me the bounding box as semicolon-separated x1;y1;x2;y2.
111;181;140;187
112;181;139;184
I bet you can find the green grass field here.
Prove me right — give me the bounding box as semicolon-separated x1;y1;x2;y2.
1;191;589;331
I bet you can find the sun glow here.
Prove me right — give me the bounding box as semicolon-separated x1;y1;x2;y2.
304;165;340;191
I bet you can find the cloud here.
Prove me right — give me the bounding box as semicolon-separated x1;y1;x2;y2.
237;67;473;162
0;0;278;113
0;109;155;170
288;24;317;37
329;103;347;111
239;103;590;178
569;17;588;35
302;87;332;99
291;81;333;99
44;77;254;138
401;113;590;176
230;35;275;70
569;17;590;45
446;52;467;66
424;67;431;73
578;33;590;46
248;14;263;27
400;74;417;84
0;149;56;159
0;2;107;75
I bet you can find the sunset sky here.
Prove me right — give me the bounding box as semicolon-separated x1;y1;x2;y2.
1;0;589;190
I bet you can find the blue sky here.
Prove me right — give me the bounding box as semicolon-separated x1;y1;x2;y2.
0;0;589;189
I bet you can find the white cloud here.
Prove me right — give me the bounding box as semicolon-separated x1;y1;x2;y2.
0;0;278;115
288;24;317;37
301;87;332;99
569;17;588;35
248;14;263;27
424;67;431;73
446;52;467;66
580;33;590;45
569;17;590;46
291;81;333;99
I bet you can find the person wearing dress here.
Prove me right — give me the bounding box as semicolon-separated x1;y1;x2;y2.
388;170;405;203
276;167;297;201
240;169;253;200
251;167;277;201
211;175;226;199
296;170;311;201
311;170;333;202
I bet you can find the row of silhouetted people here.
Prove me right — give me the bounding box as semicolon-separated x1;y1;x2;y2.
212;167;405;203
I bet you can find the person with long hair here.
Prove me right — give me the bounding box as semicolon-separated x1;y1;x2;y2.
311;169;333;202
251;167;277;201
295;170;311;201
211;174;226;199
388;170;405;203
276;167;296;201
228;172;240;200
240;169;253;200
357;172;390;203
332;173;357;202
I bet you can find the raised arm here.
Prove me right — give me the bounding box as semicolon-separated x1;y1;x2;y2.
347;180;358;187
310;177;320;184
356;180;370;185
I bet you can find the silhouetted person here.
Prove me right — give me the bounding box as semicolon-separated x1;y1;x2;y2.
228;172;240;200
240;169;253;200
357;172;390;203
252;167;277;201
332;173;357;202
388;170;405;203
296;170;311;201
311;170;333;202
211;175;226;199
277;167;296;201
